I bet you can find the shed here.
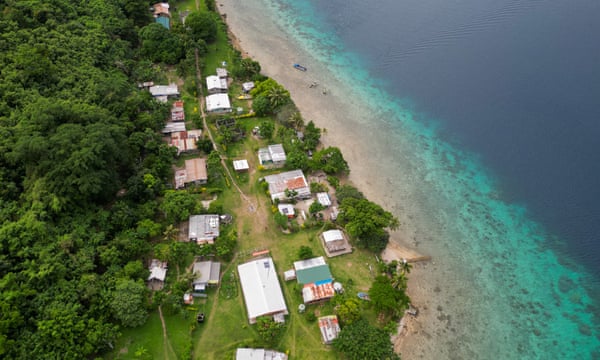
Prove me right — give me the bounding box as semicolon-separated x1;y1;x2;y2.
233;159;249;172
277;204;295;218
284;269;296;281
242;81;255;93
316;192;331;207
216;67;228;78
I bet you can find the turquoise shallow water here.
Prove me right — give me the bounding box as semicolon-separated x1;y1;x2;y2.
233;0;600;357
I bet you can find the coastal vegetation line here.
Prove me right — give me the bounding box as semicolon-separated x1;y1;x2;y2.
0;0;414;359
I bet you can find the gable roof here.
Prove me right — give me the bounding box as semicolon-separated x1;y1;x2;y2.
322;229;344;243
192;261;221;290
148;259;168;281
184;158;207;183
293;257;333;285
236;348;288;360
206;93;231;112
318;315;341;344
238;257;288;323
189;214;219;241
263;170;310;202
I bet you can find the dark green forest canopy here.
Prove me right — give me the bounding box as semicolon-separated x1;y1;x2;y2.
0;1;177;358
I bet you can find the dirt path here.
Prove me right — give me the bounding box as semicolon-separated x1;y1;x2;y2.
194;49;257;215
192;258;240;359
158;305;177;360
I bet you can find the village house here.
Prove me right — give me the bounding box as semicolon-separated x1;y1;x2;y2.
171;100;185;122
293;256;335;304
162;121;186;134
318;315;341;344
320;229;352;257
149;84;179;102
238;257;288;324
263;170;311;202
147;259;168;290
206;75;228;94
170;130;202;155
205;93;232;113
175;158;208;189
151;2;170;29
236;348;288;360
258;144;286;168
188;214;220;244
191;260;221;292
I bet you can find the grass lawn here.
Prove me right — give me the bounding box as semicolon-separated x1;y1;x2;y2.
111;1;396;358
110;311;188;360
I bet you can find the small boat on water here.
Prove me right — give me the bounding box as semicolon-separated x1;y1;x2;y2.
293;63;307;71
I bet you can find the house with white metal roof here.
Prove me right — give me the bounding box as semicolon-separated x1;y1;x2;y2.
238;257;288;324
149;84;179;102
188;214;220;244
205;93;232;113
258;144;286;168
206;75;228;94
147;259;168;290
316;192;331;207
233;159;249;172
236;348;287;360
320;229;352;257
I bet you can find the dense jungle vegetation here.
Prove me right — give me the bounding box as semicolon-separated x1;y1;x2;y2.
0;1;197;357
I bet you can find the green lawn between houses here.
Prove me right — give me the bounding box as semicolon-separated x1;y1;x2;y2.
109;1;385;358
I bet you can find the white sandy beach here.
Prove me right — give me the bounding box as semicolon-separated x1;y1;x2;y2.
215;1;449;358
215;2;600;359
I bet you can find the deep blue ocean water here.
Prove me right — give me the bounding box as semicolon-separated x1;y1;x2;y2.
253;0;600;357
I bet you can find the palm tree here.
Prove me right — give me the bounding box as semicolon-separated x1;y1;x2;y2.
399;258;412;275
390;272;407;291
266;85;290;109
163;224;179;242
288;111;304;130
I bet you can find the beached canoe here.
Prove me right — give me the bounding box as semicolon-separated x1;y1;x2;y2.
293;63;307;71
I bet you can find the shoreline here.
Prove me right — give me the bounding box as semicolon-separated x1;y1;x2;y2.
216;1;431;356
